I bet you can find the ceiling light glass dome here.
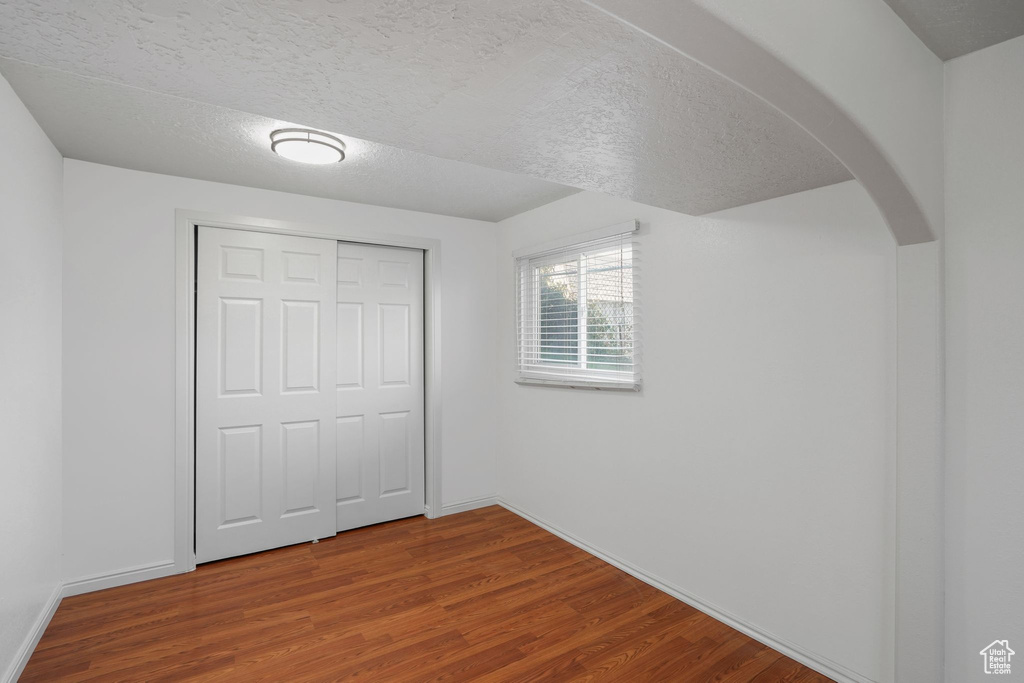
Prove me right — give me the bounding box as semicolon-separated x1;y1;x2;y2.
270;128;346;164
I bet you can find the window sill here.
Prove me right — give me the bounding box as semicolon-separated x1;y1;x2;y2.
515;378;641;392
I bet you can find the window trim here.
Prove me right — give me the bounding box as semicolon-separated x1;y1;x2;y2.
514;221;640;391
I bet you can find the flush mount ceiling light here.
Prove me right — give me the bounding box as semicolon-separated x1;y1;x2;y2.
270;128;346;164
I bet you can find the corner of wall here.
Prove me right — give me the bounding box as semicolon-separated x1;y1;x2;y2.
0;70;66;683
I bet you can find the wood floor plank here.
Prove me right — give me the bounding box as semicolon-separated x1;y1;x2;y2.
21;506;837;682
492;600;696;682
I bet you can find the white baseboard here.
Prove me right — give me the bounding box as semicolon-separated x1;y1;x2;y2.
3;583;62;683
61;560;178;598
439;495;498;516
497;499;876;683
3;562;181;680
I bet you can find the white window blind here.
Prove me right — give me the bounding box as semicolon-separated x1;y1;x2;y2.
516;226;640;390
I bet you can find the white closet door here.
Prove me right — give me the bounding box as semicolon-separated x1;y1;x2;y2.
196;227;337;563
335;242;425;531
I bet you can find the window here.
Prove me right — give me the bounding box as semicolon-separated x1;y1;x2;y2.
515;223;640;389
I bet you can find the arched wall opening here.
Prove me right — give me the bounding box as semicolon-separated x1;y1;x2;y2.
576;4;945;683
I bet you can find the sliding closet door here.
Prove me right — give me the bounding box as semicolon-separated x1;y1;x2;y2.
335;242;425;531
196;227;337;563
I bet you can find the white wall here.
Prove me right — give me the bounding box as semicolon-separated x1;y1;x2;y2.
0;75;63;681
894;240;944;683
496;181;897;683
591;0;942;245
61;160;498;582
945;35;1024;683
553;3;947;676
690;0;945;239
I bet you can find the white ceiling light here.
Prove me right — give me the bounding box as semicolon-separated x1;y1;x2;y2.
270;128;346;164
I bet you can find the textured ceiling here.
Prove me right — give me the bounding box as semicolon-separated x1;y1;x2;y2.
0;1;852;217
0;58;576;222
882;0;1024;60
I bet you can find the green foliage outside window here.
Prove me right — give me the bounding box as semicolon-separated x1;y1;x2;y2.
538;262;633;371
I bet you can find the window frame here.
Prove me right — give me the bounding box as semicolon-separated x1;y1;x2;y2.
514;221;640;391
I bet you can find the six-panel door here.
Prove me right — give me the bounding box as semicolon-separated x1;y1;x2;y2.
196;227;338;563
335;242;426;531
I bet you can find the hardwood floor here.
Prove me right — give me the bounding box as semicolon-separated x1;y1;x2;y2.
23;506;834;682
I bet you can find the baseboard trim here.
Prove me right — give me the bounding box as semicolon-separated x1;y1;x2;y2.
5;562;181;680
61;560;178;598
439;495;498;516
497;499;877;683
3;583;62;683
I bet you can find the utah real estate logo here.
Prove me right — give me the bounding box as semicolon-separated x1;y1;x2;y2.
980;640;1014;675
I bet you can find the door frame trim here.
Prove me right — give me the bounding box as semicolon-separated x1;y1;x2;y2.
174;210;444;572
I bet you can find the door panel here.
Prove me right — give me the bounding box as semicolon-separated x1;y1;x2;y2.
196;227;337;563
218;425;262;526
379;304;411;385
219;298;261;395
380;411;411;495
336;242;425;531
281;300;320;392
336;303;363;388
336;416;364;503
281;420;320;516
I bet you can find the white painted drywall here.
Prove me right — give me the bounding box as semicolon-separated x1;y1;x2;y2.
944;35;1024;683
587;0;942;246
895;241;945;683
690;5;945;677
61;160;497;582
496;181;897;683
687;0;945;238
0;74;63;681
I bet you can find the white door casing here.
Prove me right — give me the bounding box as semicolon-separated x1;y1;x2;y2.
335;242;426;531
196;227;338;563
